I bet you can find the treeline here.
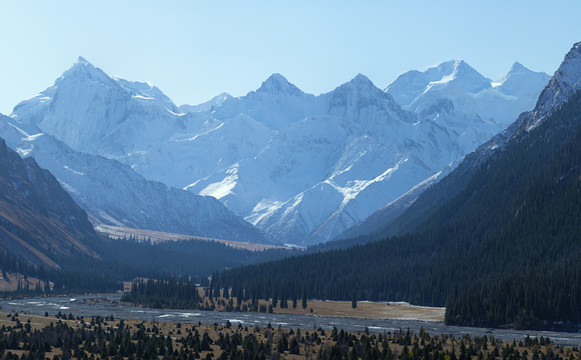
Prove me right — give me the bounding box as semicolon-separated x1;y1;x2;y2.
121;278;201;309
122;275;311;313
96;237;294;278
215;90;581;329
58;235;298;291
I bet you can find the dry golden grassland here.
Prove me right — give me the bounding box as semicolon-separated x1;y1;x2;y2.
194;289;445;322
274;300;445;322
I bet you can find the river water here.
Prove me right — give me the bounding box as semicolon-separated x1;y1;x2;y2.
2;294;580;346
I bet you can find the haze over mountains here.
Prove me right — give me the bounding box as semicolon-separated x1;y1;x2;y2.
7;57;549;245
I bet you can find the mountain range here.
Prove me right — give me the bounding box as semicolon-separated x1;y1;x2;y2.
217;41;581;329
7;57;550;245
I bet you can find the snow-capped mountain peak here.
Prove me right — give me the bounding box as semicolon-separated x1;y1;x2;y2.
256;73;304;96
348;73;375;86
75;55;90;65
386;59;491;109
325;73;410;126
215;73;315;130
330;73;390;101
10;56;197;155
494;62;529;85
494;62;551;97
56;56;117;88
509;61;527;72
426;59;491;93
10;57;132;152
386;59;550;127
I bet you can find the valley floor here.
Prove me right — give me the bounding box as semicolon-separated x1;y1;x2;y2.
5;294;581;347
0;310;571;360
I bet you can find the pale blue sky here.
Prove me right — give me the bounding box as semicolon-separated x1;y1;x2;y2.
0;1;580;114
